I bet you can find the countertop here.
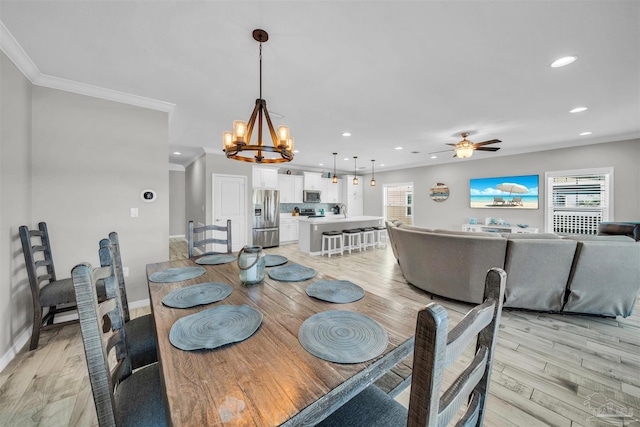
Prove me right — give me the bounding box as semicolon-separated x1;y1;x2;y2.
297;215;382;224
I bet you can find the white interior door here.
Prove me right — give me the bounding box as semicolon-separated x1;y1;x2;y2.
213;174;247;252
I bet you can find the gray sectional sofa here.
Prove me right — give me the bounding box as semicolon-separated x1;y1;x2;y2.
386;221;640;317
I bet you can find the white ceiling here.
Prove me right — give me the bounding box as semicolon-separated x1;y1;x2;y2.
1;1;638;173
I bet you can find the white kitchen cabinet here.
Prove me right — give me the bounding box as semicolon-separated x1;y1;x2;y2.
280;217;300;243
252;166;279;189
321;177;342;204
278;175;303;203
342;175;363;216
303;172;323;191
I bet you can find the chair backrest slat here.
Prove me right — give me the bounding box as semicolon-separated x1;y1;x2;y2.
444;301;495;366
438;347;488;426
188;219;232;258
455;391;481;427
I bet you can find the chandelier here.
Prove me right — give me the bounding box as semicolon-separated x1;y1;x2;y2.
222;29;294;163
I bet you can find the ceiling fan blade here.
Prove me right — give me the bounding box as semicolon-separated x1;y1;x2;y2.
445;143;458;147
475;146;501;152
428;148;454;154
474;139;501;147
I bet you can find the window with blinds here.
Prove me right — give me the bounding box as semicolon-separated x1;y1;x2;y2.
545;168;613;235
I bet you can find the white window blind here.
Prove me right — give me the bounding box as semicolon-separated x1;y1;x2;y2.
545;168;613;235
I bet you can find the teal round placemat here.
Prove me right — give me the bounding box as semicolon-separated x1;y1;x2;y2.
162;282;232;309
169;304;263;351
306;280;365;303
268;264;316;282
195;254;237;265
264;254;288;267
149;267;206;283
298;310;388;364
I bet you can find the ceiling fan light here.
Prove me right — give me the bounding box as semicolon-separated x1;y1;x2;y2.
456;146;474;159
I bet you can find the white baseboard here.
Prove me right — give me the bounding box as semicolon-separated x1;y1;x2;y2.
0;328;31;373
169;234;186;240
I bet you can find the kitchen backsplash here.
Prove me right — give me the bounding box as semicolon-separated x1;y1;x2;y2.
280;203;339;214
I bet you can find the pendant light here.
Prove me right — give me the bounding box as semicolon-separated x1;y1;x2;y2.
370;160;376;186
332;153;338;183
353;157;359;185
222;29;294;163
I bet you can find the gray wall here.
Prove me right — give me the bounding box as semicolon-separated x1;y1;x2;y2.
0;52;33;360
185;154;206;232
0;54;169;363
169;170;186;236
184;152;253;245
31;86;169;303
363;139;640;230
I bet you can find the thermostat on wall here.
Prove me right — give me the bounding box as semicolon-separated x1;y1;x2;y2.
141;189;157;202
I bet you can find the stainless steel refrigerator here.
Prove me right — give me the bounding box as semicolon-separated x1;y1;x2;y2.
252;189;280;248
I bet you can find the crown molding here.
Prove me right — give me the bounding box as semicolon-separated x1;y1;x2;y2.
169;163;185;172
1;20;175;115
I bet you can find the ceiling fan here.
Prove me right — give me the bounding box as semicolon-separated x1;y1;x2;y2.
430;132;501;158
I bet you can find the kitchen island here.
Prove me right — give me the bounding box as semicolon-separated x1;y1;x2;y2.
298;215;384;255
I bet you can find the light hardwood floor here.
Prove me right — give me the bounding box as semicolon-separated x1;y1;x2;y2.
1;238;638;426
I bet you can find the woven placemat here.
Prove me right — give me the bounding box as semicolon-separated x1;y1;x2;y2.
149;267;206;283
162;282;232;309
195;254;237;265
264;254;288;267
268;264;316;282
298;310;388;364
306;280;365;303
169;304;263;351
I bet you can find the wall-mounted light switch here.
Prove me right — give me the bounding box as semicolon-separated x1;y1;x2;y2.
130;208;138;218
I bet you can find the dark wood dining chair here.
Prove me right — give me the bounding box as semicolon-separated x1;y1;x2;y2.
318;267;507;427
19;222;97;350
188;219;232;258
99;232;158;369
72;245;166;427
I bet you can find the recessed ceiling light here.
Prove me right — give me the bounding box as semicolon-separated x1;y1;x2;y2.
570;107;588;113
342;132;351;137
579;131;593;136
395;147;403;150
319;163;324;166
551;56;577;68
173;151;182;155
431;155;437;159
343;158;349;161
294;150;299;153
380;164;385;167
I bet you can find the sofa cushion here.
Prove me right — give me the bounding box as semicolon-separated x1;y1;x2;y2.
432;229;503;238
501;233;562;240
398;223;431;232
503;239;577;311
563;240;640;317
393;228;506;303
563;235;635;242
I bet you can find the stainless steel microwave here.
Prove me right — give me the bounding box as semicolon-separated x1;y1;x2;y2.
303;190;321;203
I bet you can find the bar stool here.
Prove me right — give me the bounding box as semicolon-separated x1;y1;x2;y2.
374;225;388;248
321;231;343;258
360;227;376;250
342;229;362;254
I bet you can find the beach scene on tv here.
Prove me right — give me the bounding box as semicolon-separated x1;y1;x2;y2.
470;174;539;209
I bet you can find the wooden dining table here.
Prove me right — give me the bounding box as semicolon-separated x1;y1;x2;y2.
147;256;417;426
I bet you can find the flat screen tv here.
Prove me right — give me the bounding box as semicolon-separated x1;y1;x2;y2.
470;174;539;209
